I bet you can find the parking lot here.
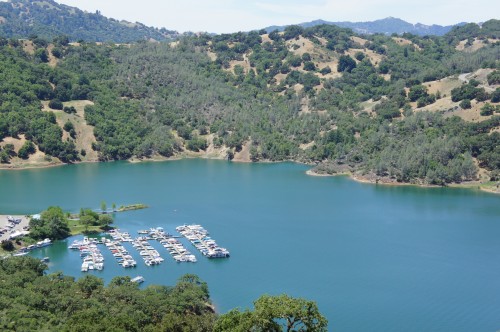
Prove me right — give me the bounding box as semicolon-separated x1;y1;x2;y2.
0;215;30;242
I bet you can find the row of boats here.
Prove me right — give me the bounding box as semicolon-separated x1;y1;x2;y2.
69;238;104;272
14;238;52;256
176;225;230;258
69;224;229;272
104;239;138;268
148;228;197;263
131;237;164;266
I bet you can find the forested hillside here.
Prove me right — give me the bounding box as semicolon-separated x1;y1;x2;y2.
0;15;498;188
0;0;178;42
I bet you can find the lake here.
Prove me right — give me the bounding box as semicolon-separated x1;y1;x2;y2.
1;159;499;331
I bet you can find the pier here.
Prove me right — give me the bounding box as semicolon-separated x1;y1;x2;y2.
131;237;164;266
148;227;196;262
176;225;230;258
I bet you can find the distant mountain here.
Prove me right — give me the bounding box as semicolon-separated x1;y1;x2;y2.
0;0;179;42
265;17;466;36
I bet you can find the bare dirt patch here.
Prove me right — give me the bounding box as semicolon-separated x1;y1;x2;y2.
232;141;252;163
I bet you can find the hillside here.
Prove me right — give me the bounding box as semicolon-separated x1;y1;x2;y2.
265;17;465;36
0;14;498;190
0;0;179;42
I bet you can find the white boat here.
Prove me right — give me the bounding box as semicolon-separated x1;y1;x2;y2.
131;276;144;283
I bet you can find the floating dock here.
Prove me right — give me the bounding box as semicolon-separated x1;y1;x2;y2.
176;225;230;258
148;227;196;262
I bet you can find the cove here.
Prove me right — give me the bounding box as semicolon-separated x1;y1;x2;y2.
1;159;500;331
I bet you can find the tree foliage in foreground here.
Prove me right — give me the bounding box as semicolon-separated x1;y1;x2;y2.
215;294;328;332
0;257;327;331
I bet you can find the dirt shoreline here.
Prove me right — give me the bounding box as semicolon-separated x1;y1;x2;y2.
306;169;500;195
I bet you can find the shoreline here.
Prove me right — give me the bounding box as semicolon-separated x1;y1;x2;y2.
305;169;500;195
2;156;499;195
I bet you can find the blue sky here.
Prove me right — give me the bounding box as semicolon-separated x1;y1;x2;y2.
55;0;498;33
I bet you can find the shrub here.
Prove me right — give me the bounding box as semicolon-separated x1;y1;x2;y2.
460;99;472;109
1;240;14;251
48;99;63;110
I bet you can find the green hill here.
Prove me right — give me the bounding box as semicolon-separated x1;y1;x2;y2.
0;9;499;189
0;0;179;42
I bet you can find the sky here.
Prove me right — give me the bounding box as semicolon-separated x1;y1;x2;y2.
54;0;498;33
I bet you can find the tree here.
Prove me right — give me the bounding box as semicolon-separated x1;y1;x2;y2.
18;141;36;159
215;294;327;332
30;206;71;240
98;214;113;229
460;99;472;109
337;55;356;73
48;99;64;110
100;201;107;213
408;85;428;102
1;240;14;251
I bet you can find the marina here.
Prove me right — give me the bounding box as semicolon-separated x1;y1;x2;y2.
176;224;230;258
72;238;104;272
104;240;137;268
131;238;163;266
148;227;197;262
64;224;227;272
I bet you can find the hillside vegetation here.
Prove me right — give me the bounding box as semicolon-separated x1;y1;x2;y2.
0;256;327;331
0;0;178;42
0;18;499;188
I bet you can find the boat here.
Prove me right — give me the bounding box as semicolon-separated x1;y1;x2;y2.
131;276;144;283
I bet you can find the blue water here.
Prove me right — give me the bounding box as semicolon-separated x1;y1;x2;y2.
1;159;499;331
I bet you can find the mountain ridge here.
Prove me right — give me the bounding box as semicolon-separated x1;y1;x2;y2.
265;17;467;36
0;0;179;42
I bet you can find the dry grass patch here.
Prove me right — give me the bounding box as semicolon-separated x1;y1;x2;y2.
286;36;318;56
424;76;462;96
261;34;272;44
21;40;35;55
456;38;495;52
346;48;384;66
350;36;368;47
42;100;98;162
46;44;58;68
232;141;252;162
391;37;421;50
229;54;251;74
207;51;217;61
299;141;315;150
0;134;59;169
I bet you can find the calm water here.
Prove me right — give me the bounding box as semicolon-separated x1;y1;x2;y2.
1;159;500;331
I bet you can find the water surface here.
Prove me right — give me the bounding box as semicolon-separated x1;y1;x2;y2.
1;160;499;331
